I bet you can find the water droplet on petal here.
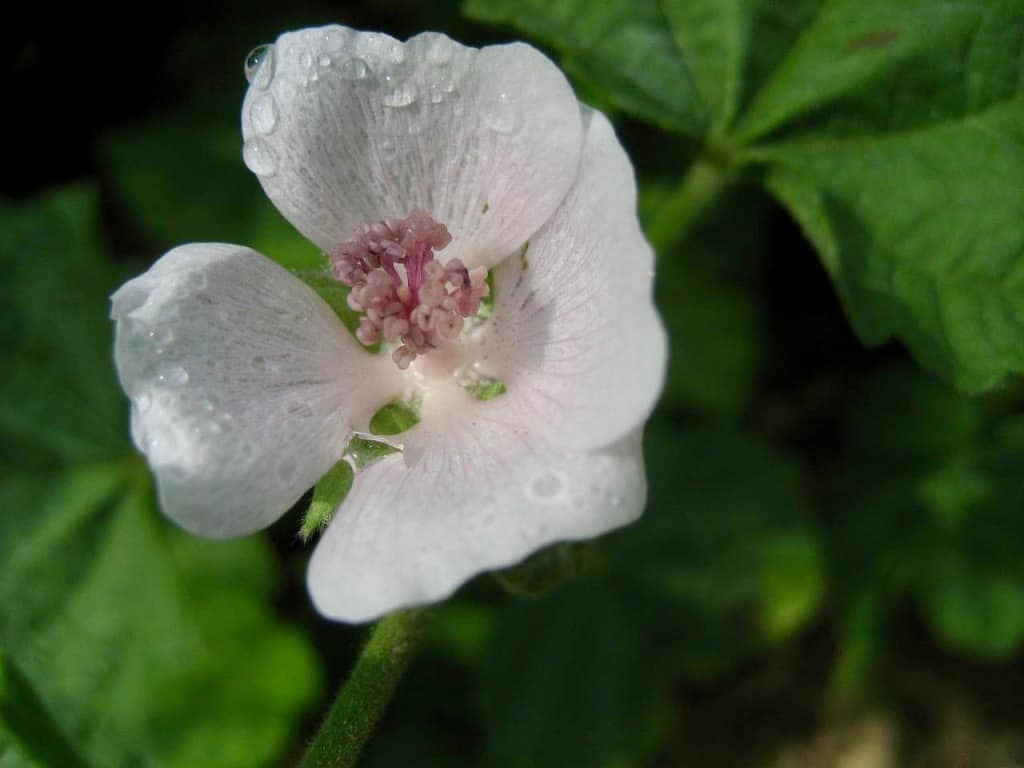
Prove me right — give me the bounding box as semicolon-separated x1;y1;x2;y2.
342;57;369;80
487;92;519;134
382;81;417;107
135;393;151;413
323;28;346;52
426;37;453;65
148;327;173;345
242;138;278;176
387;42;406;64
165;366;190;386
531;472;563;500
249;94;278;134
318;54;332;67
275;78;298;103
299;50;313;69
244;44;275;88
276;455;299;485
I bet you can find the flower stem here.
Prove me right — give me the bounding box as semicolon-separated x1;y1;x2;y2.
299;609;429;768
646;142;734;256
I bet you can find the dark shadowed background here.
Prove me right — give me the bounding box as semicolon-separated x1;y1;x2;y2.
4;1;1024;767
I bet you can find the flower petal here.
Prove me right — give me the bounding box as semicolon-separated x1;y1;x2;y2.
241;26;583;267
307;395;646;623
111;243;401;538
478;108;667;451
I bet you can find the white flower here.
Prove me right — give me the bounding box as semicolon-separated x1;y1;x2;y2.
111;25;666;622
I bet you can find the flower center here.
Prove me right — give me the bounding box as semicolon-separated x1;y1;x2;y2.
330;210;489;370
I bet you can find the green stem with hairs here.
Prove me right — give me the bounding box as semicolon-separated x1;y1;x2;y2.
298;610;429;768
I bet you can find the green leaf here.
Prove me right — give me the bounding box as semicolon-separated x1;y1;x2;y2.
757;95;1024;392
0;466;322;768
743;0;1024;391
922;568;1024;658
482;586;669;768
738;0;1022;142
468;0;1024;392
827;367;1024;666
0;186;128;468
463;0;708;134
620;425;824;657
479;424;823;767
104;111;323;270
661;0;822;130
0;651;89;768
0;186;322;768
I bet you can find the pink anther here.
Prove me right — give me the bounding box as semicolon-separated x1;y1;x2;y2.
330;211;489;369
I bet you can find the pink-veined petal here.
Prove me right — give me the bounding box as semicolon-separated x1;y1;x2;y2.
307;393;646;623
477;108;667;451
111;243;402;537
241;26;583;268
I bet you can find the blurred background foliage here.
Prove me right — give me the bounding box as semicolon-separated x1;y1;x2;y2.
3;1;1023;766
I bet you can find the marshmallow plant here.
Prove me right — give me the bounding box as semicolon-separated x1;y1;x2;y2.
111;25;666;623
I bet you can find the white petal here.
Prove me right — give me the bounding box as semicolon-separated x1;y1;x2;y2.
111;243;402;538
307;395;646;623
241;26;583;267
477;108;667;451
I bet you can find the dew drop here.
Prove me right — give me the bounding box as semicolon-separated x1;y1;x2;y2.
387;41;406;64
299;50;313;69
323;28;346;52
342;57;369;80
242;138;278;176
148;327;173;345
147;424;179;455
135;393;152;413
382;81;417;108
275;78;298;103
318;54;332;67
531;472;563;499
276;455;299;485
426;38;453;65
244;44;275;89
160;366;190;387
487;92;519;134
249;94;278;134
428;82;446;104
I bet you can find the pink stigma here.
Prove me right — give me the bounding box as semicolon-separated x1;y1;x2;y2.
330;210;489;369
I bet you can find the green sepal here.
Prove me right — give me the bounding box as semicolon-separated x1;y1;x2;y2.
466;378;507;401
369;401;420;436
346;436;399;469
300;459;354;543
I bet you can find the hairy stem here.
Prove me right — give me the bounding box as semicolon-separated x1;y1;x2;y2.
299;609;429;768
646;144;733;255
